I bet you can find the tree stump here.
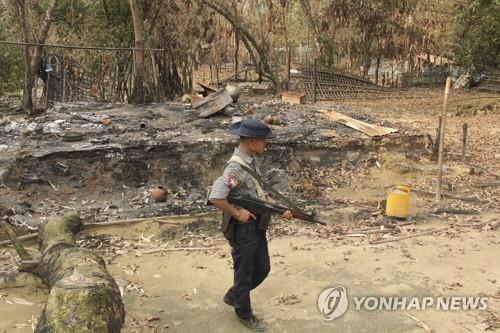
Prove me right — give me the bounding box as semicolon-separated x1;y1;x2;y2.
35;214;125;333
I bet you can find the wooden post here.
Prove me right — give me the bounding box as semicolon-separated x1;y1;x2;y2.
286;46;291;90
33;76;37;111
62;57;66;103
45;71;51;108
313;58;318;103
462;123;468;162
216;63;219;88
436;77;452;201
431;116;442;161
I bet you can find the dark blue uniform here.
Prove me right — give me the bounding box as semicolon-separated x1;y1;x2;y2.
209;148;270;320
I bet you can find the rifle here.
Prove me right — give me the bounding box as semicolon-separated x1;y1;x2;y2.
227;194;326;225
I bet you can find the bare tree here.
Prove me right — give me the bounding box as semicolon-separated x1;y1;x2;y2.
15;0;58;114
232;0;240;80
279;0;291;88
128;0;145;104
199;0;278;87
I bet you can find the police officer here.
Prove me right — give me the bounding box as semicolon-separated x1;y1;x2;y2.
209;118;292;332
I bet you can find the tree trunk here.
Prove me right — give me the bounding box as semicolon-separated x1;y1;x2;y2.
280;0;290;90
16;0;59;114
234;33;240;80
375;55;381;84
35;214;125;333
150;50;159;99
362;56;371;78
200;0;278;87
182;61;188;91
298;0;318;38
129;0;145;104
232;0;239;80
16;0;33;114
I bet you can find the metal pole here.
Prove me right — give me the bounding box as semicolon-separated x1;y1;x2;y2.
436;76;452;201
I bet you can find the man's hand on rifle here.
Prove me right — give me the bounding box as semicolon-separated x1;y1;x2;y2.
282;210;293;220
235;208;256;224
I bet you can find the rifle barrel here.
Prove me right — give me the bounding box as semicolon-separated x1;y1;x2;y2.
228;195;325;225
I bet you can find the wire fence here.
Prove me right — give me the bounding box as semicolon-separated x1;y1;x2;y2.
1;39;498;105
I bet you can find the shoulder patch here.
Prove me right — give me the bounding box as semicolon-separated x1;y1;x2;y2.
226;172;240;189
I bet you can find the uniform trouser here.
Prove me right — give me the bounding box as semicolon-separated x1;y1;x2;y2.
226;220;270;320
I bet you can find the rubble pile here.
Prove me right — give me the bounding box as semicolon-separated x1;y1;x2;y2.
0;96;430;232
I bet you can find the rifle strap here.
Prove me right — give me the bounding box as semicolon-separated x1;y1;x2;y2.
226;155;304;212
226;156;267;199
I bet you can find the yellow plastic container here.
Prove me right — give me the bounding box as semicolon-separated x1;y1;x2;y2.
386;185;410;218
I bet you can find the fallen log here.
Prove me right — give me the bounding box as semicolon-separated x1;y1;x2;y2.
35;213;125;333
142;246;219;254
465;163;499;179
454;223;485;229
472;180;500;188
431;208;479;215
412;189;482;203
370;227;449;245
0;212;219;247
345;229;394;235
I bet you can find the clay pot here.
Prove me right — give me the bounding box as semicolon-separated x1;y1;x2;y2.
151;186;167;202
271;115;282;125
263;115;274;125
263;115;281;125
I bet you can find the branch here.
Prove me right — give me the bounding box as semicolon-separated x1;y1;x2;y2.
198;0;278;87
36;0;59;44
0;219;32;261
298;0;318;36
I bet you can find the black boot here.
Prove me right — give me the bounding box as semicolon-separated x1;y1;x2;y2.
223;293;234;307
238;316;266;332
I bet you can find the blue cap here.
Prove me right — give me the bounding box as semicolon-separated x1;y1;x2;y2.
228;118;276;139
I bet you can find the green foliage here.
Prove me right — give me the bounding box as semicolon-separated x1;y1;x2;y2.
1;0;498;98
0;4;23;94
0;46;23;94
452;0;500;69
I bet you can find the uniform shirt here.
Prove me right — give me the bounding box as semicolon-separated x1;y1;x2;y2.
209;147;261;201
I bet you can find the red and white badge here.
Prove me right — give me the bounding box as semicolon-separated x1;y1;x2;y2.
226;173;240;189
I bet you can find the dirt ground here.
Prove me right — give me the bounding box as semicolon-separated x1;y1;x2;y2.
0;87;499;332
110;221;499;333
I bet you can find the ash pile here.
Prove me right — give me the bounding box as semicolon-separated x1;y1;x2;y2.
0;83;430;230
